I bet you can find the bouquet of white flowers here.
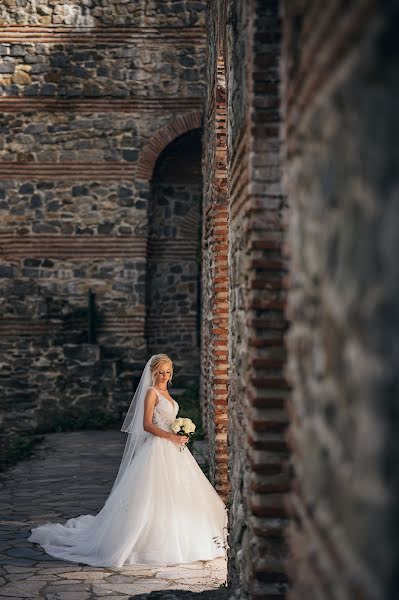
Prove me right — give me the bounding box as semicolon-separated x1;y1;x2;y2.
171;417;196;451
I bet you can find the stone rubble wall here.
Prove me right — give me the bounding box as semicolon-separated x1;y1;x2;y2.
282;1;399;599
0;1;206;27
0;179;147;235
0;0;206;433
0;341;144;433
0;41;205;99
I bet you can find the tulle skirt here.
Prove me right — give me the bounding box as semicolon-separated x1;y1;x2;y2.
28;436;228;567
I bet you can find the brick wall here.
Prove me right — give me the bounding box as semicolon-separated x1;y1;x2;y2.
204;1;289;597
282;1;399;598
201;19;229;499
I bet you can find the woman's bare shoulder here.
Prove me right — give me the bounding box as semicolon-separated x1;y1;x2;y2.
145;387;158;404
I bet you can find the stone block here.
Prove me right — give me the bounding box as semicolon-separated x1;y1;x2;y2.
118;186;132;198
0;265;14;277
19;183;34;194
40;83;57;96
0;63;15;74
50;53;70;68
72;186;88;197
23;84;39;96
122;149;138;162
12;70;31;85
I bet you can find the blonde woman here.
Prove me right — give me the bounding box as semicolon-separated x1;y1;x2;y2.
28;354;227;567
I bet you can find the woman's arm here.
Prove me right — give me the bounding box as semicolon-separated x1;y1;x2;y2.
143;388;188;446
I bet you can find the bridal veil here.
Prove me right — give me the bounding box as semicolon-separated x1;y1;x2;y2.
107;354;159;497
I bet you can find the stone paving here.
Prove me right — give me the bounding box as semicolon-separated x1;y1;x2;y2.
0;431;228;600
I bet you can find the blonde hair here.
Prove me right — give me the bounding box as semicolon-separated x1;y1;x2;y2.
150;354;173;386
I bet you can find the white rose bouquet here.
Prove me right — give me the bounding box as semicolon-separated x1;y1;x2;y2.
171;417;196;451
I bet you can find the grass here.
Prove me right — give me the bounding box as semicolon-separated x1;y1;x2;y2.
0;430;44;473
173;381;207;460
34;408;120;434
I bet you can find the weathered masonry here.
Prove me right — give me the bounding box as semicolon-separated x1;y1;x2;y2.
1;2;399;600
202;2;289;597
203;1;399;599
282;2;399;600
0;1;207;432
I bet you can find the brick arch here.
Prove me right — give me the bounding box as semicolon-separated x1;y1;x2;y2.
136;111;202;181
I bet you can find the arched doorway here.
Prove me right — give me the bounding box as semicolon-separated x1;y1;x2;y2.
146;129;202;392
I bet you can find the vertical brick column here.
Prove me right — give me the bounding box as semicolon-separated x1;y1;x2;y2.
201;50;229;499
248;1;290;594
226;0;289;597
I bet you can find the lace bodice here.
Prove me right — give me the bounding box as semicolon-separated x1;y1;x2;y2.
150;387;179;432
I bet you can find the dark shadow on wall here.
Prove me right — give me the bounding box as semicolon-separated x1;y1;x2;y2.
146;129;203;394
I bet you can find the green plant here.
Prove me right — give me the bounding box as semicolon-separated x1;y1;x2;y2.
0;431;44;472
175;381;204;440
35;408;120;434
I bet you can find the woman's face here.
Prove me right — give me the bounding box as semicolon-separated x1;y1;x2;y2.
156;362;172;386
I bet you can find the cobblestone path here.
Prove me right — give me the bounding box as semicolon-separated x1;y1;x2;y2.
0;431;227;599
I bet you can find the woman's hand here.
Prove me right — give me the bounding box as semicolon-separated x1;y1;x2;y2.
170;433;189;447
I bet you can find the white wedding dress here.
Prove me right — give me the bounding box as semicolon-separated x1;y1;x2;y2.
28;387;227;567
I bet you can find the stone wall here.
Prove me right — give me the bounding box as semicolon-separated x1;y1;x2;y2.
203;1;289;598
3;2;398;598
0;0;206;433
282;1;399;599
0;1;205;27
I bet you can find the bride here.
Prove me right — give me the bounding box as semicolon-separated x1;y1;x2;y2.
28;353;228;567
